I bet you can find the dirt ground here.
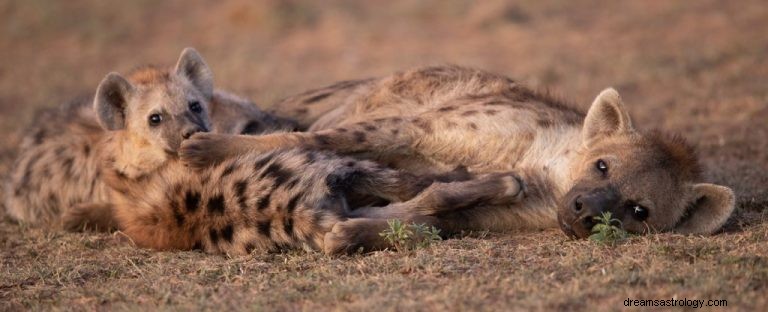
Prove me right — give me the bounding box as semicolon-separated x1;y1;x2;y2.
1;0;767;310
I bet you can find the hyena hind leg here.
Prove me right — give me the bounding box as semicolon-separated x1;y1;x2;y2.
323;215;441;255
62;202;116;232
348;171;526;219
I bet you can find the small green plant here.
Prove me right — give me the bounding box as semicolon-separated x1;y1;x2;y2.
589;212;631;245
379;219;442;251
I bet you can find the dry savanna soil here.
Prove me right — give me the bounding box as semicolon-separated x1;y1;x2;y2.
1;1;767;310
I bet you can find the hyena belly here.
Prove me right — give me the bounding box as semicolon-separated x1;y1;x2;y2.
4;102;110;224
108;149;361;255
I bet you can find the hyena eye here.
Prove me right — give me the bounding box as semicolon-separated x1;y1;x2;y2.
595;159;608;174
630;204;649;221
148;114;163;126
189;101;202;113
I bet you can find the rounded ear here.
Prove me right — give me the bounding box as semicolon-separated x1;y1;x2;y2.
582;88;634;147
674;183;736;235
94;72;134;131
175;47;213;99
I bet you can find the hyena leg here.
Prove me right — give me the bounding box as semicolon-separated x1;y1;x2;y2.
328;160;472;203
180;117;430;168
323;215;441;255
324;173;525;254
62;203;116;232
347;172;526;219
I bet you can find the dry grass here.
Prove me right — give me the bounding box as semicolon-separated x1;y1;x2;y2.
1;0;767;310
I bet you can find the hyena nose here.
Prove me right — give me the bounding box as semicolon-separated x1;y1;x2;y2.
182;126;206;139
573;195;583;212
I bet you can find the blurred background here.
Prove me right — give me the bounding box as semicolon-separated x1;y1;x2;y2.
1;0;766;208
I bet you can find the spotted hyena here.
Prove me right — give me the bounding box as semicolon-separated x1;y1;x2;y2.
181;65;735;244
3;48;296;228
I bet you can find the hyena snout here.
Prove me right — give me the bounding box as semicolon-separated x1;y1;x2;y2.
182;123;209;139
567;186;621;237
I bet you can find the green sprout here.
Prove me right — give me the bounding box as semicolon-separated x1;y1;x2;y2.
379;219;442;251
589;212;631;245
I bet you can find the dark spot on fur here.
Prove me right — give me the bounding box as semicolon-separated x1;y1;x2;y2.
391;129;399;135
257;221;271;237
62;157;74;174
83;145;91;156
207;194;226;214
285;178;299;190
192;241;203;250
363;124;377;132
314;134;331;146
537;118;553;128
257;192;272;210
468;122;478;130
461;110;478;116
286;194;301;213
391;117;403;123
253;153;274;171
303;92;333;104
336;128;348;133
234;180;248;210
438;106;457;112
220;163;237;179
185;191;201;212
209;229;219;244
485;109;499;116
283;218;294;237
447;121;458;127
263;162;293;188
353;131;366;143
221;225;234;243
374;118;387;123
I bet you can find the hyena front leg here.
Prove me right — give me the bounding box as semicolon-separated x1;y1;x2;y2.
180;117;430;169
323;216;441;255
62;202;116;232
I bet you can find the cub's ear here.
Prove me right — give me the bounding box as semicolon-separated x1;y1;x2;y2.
582;88;634;147
94;72;134;131
175;47;213;99
674;183;736;235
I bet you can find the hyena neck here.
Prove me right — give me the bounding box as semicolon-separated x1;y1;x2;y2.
106;131;169;179
516;123;586;198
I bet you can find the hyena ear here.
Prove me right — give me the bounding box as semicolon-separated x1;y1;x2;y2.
94;72;134;131
674;183;736;235
582;88;634;147
175;47;214;99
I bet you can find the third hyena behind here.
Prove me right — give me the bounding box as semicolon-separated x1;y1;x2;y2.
3;48;296;228
181;65;736;245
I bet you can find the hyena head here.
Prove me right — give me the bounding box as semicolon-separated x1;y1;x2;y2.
94;48;212;170
558;88;735;238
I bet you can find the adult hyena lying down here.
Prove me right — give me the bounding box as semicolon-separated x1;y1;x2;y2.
182;65;736;239
3;48;296;228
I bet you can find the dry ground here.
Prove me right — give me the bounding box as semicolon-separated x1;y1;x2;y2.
1;0;767;310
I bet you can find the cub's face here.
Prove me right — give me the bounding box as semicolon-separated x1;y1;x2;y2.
558;89;735;238
94;48;214;156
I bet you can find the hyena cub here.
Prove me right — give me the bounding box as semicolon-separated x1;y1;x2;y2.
3;48;295;228
103;147;519;255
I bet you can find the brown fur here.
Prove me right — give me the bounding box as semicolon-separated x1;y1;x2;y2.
3;48;296;227
181;66;735;243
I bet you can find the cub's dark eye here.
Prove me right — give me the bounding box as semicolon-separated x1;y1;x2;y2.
189;101;202;113
630;204;649;221
148;114;163;126
595;159;608;174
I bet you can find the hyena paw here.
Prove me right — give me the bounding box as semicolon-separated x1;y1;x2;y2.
323;220;384;255
179;133;234;169
487;172;526;203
